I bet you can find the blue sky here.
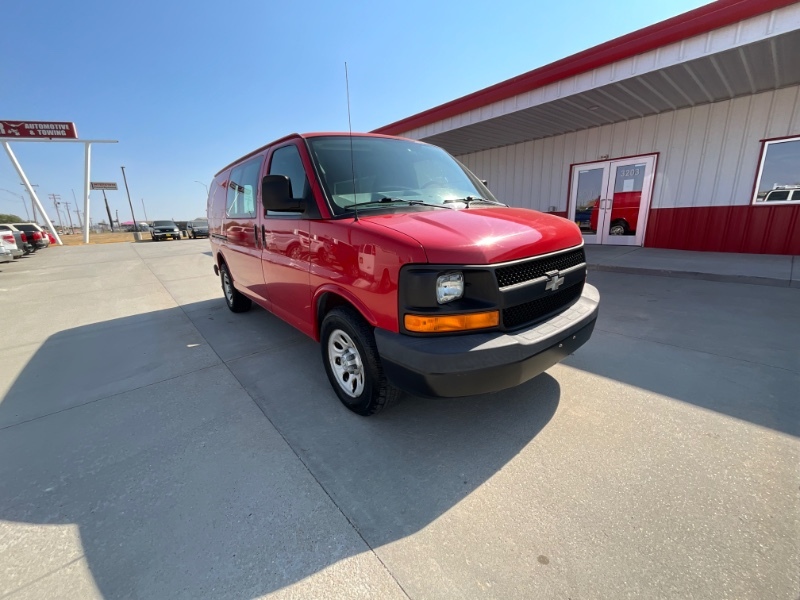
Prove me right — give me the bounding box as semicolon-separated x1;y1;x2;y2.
1;0;709;225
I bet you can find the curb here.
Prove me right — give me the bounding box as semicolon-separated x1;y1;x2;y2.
587;263;797;288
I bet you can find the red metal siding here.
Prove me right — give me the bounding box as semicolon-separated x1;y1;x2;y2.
645;205;800;254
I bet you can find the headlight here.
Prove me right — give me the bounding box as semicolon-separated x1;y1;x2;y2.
436;271;464;304
173;228;179;232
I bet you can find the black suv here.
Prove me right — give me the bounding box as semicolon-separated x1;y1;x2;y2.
186;219;209;239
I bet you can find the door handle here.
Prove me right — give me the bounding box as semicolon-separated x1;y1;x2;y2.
253;225;259;247
261;225;266;247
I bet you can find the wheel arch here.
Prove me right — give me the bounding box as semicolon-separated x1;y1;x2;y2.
313;286;378;342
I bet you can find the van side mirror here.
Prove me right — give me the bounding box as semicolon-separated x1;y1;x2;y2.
262;175;305;212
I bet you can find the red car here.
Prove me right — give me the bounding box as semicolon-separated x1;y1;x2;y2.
208;133;599;415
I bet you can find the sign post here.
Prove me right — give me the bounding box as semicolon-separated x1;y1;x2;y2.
91;182;118;233
1;121;117;244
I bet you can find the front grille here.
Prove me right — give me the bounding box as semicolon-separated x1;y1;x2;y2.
495;248;585;288
502;281;584;330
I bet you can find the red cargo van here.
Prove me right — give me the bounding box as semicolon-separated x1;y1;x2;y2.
208;133;599;415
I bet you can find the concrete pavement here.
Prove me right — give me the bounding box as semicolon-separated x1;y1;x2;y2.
1;240;798;599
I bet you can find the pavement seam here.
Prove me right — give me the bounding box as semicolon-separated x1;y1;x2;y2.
145;253;413;599
594;326;800;375
0;363;224;433
0;555;86;599
220;338;309;365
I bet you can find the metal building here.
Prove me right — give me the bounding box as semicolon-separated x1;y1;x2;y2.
374;0;800;255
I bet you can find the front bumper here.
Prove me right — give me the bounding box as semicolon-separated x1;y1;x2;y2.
152;232;180;239
375;283;599;397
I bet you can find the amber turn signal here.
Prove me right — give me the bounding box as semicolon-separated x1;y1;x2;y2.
404;310;500;333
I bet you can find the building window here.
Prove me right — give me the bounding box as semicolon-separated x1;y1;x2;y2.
752;136;800;205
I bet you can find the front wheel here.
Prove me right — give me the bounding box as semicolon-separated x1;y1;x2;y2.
220;263;252;313
320;307;401;416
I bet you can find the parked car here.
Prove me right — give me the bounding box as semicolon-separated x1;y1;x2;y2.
0;229;23;259
761;185;800;202
10;223;49;249
150;220;181;241
208;133;599;416
186;218;209;239
0;225;32;255
0;243;13;264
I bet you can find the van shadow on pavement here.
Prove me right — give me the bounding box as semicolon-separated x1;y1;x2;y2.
0;301;560;598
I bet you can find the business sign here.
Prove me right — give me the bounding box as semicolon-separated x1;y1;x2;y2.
0;121;78;139
90;182;118;190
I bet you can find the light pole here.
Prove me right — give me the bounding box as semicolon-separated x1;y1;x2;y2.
194;180;209;196
0;188;30;220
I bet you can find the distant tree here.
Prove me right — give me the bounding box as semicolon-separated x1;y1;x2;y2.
0;213;23;223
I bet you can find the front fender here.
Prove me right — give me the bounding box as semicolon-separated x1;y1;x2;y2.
312;284;381;341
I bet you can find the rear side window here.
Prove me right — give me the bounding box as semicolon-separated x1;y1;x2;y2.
227;157;262;218
269;145;310;202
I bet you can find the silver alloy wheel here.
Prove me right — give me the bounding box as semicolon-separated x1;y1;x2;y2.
222;269;234;304
609;223;626;235
327;329;365;398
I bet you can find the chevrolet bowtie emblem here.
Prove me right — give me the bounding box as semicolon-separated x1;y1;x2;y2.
545;270;565;291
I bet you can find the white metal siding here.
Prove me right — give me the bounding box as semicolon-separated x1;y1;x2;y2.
399;4;800;141
457;87;800;212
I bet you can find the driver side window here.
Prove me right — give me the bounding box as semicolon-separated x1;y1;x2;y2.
268;145;310;213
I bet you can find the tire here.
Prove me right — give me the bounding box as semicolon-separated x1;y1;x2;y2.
192;233;196;239
220;262;251;313
609;220;629;236
320;306;401;416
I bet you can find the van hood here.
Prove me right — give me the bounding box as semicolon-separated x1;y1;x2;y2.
363;207;583;264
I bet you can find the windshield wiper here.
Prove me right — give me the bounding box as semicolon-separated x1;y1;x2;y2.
444;196;507;207
347;197;454;210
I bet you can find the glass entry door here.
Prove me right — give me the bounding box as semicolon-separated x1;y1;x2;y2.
568;155;656;246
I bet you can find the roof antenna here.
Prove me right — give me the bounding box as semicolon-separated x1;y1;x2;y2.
345;61;358;222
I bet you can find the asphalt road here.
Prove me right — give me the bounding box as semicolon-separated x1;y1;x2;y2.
0;241;797;599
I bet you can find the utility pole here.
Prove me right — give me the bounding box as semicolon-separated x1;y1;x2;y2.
141;198;149;223
21;183;39;222
120;166;138;232
48;193;63;230
0;189;30;220
64;201;75;234
115;209;119;228
75;208;83;230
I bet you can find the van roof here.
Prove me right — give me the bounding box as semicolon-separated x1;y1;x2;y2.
214;132;413;176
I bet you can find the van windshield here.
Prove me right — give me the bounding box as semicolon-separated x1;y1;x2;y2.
307;136;498;214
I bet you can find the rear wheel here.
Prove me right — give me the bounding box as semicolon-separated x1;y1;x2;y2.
220;263;252;313
609;220;629;236
320;307;401;416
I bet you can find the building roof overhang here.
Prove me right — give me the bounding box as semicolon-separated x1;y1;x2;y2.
373;0;800;156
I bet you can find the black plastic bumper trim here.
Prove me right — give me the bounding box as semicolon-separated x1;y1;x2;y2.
376;283;599;397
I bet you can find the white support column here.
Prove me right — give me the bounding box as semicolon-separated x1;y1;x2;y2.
2;141;63;246
83;142;92;244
